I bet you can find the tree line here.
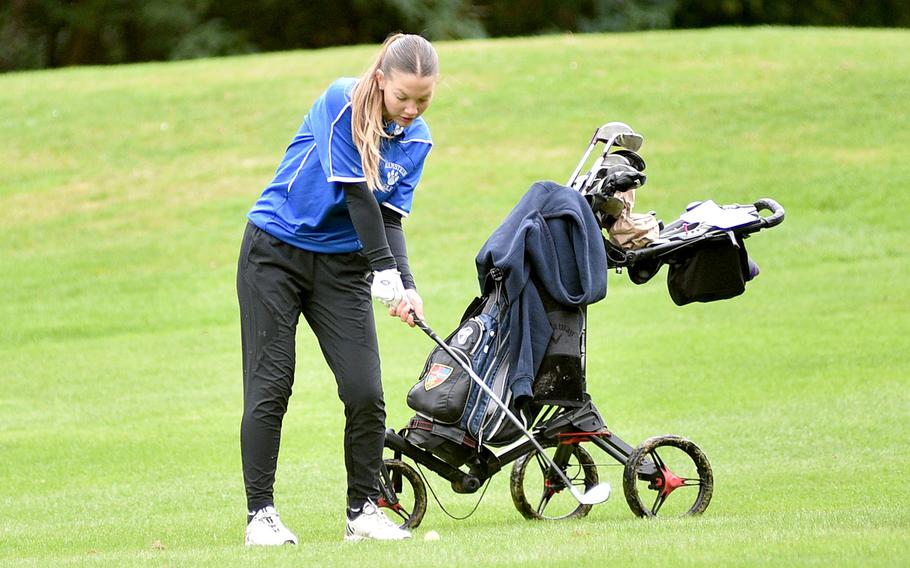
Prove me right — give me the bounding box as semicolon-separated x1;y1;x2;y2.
3;0;907;72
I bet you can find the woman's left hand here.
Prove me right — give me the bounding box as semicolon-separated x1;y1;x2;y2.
389;288;423;327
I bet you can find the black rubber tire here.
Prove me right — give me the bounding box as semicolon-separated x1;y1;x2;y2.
510;442;599;520
622;435;713;517
378;459;427;529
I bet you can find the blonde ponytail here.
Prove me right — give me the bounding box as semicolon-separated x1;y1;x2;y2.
350;33;438;190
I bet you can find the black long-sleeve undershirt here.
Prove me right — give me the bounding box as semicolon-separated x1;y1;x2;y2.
342;182;416;290
381;206;415;290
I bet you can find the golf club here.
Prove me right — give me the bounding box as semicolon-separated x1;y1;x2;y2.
567;122;643;189
409;311;611;506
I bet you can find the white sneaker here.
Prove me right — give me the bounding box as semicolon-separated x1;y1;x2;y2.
245;506;299;546
344;501;412;542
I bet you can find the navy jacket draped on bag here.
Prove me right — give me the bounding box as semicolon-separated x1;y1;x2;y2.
475;180;607;402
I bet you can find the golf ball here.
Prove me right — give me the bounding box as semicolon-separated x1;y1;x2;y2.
423;530;440;541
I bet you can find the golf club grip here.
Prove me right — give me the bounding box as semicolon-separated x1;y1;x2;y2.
754;198;785;228
412;314;439;342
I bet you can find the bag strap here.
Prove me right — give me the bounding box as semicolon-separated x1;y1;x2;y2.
406;418;478;449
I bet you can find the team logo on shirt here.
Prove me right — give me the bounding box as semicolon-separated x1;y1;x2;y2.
381;162;407;192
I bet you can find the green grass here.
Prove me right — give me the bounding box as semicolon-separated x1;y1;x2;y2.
2;27;909;566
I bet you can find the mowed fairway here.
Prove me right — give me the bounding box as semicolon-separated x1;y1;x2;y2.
1;27;908;566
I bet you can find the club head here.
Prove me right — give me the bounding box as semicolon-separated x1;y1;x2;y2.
600;154;632;167
577;482;612;505
612;149;646;171
594;122;644;152
613;133;643;152
577;157;630;194
594;122;634;143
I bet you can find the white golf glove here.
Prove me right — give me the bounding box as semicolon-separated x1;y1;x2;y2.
371;268;406;308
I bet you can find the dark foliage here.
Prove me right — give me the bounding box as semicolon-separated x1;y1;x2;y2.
2;0;907;72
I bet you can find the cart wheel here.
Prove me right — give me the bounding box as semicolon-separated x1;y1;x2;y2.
378;459;427;529
622;435;713;517
510;442;599;520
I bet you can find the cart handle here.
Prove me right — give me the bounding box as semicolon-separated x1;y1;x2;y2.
754;198;785;229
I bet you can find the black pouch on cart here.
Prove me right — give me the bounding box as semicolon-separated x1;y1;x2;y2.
406;348;473;424
666;233;754;306
404;414;478;467
406;313;496;424
407;284;505;425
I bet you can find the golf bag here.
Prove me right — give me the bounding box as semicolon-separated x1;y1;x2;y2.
405;281;594;467
405;272;525;463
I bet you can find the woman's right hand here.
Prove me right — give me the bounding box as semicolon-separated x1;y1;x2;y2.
390;288;423;328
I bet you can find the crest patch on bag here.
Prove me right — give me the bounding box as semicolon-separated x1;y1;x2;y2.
424;363;453;391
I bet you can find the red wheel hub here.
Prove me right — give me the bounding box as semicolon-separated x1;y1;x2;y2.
377;497;402;512
654;467;685;497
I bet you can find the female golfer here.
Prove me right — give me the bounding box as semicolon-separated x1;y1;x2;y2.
237;33;437;545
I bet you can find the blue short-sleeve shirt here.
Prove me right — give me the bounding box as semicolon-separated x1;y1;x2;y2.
247;78;433;253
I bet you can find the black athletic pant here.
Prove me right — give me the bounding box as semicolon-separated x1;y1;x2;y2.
237;222;385;512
